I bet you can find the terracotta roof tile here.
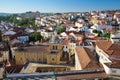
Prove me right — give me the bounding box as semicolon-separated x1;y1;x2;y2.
76;47;101;70
108;43;120;50
96;40;112;51
108;50;120;56
96;40;120;56
105;60;120;68
103;29;115;33
62;39;70;45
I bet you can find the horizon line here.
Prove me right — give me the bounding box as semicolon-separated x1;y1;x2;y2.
0;9;120;14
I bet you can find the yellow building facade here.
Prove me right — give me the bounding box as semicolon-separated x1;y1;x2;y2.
14;44;62;65
47;43;62;64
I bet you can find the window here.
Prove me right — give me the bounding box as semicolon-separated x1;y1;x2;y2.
52;58;54;61
56;46;57;50
26;58;29;62
53;46;55;49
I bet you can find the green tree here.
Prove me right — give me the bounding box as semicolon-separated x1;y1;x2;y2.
97;31;102;37
0;16;35;27
93;30;102;37
29;32;43;42
56;28;65;34
17;18;35;27
0;15;17;23
93;30;98;33
103;32;111;39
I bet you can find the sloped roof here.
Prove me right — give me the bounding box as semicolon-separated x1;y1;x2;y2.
96;40;112;52
4;31;16;35
76;47;90;69
76;47;101;70
96;40;120;56
105;60;120;69
62;39;70;45
108;43;120;50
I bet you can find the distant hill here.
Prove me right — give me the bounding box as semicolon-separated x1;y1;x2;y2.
19;11;40;18
0;13;13;16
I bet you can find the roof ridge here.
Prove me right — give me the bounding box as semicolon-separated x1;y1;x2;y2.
82;47;91;68
107;44;114;50
83;47;92;61
83;47;100;67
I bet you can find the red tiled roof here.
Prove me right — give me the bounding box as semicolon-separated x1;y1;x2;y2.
75;40;82;46
96;40;112;52
108;43;120;50
96;40;120;56
107;50;120;56
65;31;80;36
103;29;115;33
76;47;101;70
74;33;83;38
76;47;90;69
62;39;70;45
105;60;120;69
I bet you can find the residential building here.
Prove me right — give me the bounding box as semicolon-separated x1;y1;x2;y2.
96;40;120;76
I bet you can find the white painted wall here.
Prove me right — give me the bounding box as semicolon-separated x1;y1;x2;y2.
75;22;83;28
96;46;111;64
103;63;120;76
75;52;82;70
63;45;69;53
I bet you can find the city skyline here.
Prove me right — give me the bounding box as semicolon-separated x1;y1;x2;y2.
0;0;120;13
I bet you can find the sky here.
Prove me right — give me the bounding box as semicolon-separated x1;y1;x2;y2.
0;0;120;13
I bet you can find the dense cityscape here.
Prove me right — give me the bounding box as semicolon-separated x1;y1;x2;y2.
0;9;120;80
0;0;120;80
